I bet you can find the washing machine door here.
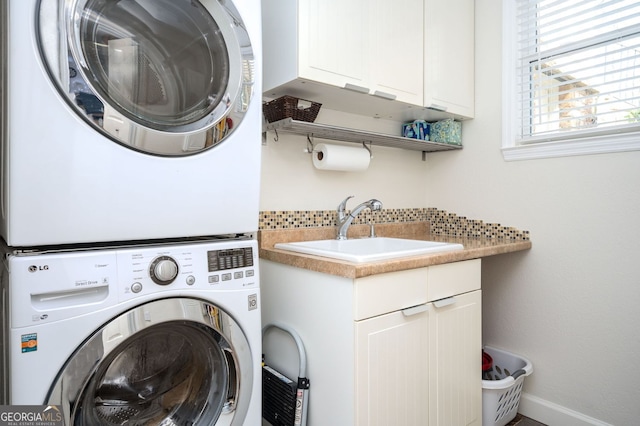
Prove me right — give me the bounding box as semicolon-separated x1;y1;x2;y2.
37;0;254;156
46;298;253;426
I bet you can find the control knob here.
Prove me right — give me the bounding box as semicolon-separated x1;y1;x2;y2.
150;256;179;285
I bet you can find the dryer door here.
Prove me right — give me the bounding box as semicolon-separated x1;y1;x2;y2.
46;298;253;426
37;0;254;156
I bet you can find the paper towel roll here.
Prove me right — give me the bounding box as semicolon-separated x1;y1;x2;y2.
312;143;370;171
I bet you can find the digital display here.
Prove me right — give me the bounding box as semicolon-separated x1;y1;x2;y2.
207;247;253;272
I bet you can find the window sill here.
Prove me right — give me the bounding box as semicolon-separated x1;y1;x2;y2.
502;132;640;161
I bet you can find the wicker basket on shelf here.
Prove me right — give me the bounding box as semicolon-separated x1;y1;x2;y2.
263;95;322;123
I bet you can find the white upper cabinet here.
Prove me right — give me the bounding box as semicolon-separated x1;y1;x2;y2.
263;0;474;120
297;0;369;90
369;0;424;105
424;0;475;118
264;0;423;106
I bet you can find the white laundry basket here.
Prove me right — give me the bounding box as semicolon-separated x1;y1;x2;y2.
482;346;533;426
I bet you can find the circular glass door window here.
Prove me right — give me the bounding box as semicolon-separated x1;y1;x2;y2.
78;323;228;425
46;298;254;425
37;0;255;156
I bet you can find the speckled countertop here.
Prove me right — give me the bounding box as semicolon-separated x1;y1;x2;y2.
258;222;532;279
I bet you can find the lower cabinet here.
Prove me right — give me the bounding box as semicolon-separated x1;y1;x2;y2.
261;258;482;426
355;303;431;425
429;290;482;426
355;290;481;426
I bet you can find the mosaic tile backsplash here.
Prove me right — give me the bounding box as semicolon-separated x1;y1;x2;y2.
259;208;530;241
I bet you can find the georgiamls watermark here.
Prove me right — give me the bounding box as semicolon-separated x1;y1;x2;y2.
0;406;64;426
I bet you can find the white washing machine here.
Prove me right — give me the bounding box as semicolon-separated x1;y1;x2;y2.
0;0;262;247
0;237;261;425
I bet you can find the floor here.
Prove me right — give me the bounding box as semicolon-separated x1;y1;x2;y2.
507;414;547;426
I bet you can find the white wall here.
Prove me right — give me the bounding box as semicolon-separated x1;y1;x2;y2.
423;1;640;425
259;1;640;424
260;108;430;211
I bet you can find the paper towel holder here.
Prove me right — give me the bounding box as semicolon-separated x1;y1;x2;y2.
362;142;373;158
304;134;315;154
305;135;373;159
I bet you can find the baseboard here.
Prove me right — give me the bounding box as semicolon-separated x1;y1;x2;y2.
518;393;613;426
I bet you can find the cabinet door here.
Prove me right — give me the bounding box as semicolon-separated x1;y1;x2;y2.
369;0;424;105
424;0;475;118
355;304;430;426
299;0;369;88
429;290;482;426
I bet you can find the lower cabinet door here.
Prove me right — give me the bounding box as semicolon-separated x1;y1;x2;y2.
355;304;430;426
430;290;482;426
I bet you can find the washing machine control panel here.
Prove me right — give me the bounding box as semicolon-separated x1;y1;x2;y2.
9;240;258;327
118;241;258;302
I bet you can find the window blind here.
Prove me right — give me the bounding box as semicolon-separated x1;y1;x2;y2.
515;0;640;143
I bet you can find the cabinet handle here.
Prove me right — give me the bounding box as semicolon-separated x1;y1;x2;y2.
402;304;429;317
343;83;370;94
433;297;456;308
372;91;397;101
427;103;448;112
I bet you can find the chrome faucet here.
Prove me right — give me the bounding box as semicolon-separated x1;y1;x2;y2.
336;196;383;240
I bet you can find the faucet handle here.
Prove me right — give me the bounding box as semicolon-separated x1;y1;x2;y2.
337;195;354;220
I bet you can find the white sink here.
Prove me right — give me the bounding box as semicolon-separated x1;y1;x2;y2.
274;237;464;263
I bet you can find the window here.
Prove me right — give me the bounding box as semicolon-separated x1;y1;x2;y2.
502;0;640;160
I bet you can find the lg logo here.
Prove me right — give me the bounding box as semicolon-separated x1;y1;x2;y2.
28;265;49;273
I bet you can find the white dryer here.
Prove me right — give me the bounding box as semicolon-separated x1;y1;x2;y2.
0;0;262;247
0;237;261;425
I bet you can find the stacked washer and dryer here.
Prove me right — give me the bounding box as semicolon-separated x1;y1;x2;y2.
0;0;262;424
